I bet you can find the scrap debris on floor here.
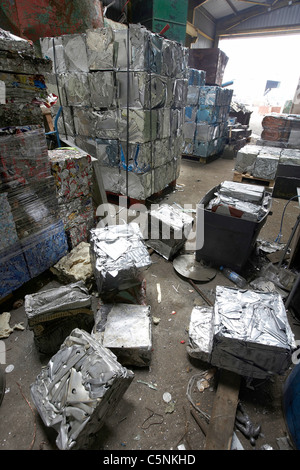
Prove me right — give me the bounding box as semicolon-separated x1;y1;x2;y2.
1;159;300;452
0;24;300;454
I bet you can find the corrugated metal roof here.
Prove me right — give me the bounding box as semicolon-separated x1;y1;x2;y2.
201;0;262;20
229;3;300;30
192;0;300;39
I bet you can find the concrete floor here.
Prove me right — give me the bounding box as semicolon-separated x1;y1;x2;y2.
0;152;300;453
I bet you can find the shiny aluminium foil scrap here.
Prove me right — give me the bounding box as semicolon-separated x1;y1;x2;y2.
212;286;296;379
30;328;134;450
0;27;34;55
40;36;67;74
73;107;118;140
89;71;116;109
60;72;91;107
206;190;271;222
93;303;152;367
62;34;89;72
114;24;163;73
234;144;261;174
187;306;214;363
218;180;265;204
90;223;152;294
252;154;279;180
86;27;115;71
116;71;167;109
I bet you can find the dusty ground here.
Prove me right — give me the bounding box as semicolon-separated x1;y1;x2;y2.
0;143;300;455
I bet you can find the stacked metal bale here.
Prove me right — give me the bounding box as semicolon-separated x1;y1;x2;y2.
0;29;68;299
48;147;95;249
183;67;233;160
41;23;188;200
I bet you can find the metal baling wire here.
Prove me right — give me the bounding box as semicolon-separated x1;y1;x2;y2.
275;194;300;243
126;24;130;202
148;35;153;197
52;38;68;141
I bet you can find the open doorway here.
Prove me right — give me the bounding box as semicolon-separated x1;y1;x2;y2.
219;34;300;137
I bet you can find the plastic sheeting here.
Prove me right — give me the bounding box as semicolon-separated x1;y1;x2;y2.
30;328;134;450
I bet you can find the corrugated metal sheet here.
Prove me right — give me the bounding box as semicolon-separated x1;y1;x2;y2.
194;6;216;40
224;4;300;34
201;0;270;20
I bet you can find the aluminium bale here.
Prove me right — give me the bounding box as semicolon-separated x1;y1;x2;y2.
90;223;151;294
146;203;193;260
187;306;214;363
30;328;134;450
211;286;296;379
93;303;152;367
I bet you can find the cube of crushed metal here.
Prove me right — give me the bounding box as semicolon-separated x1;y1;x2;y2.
62;34;89;72
187;306;214;363
211;286;296;379
147;204;194;260
93;304;152;367
30;328;134;450
90;223;152;293
25;281;94;354
235;144;261;173
252;154;279;180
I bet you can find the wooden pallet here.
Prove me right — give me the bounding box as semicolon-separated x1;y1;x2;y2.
233;170;275;187
106;179;177;207
182;153;221;164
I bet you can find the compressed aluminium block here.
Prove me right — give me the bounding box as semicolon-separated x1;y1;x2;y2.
62;34;89;72
30;328;134;450
252;154;279;180
93;303;152;367
90;223;152;293
86;27;115;70
88;71;116;109
234;144;260;173
147;204;193;259
211;286;296;379
187;306;214;363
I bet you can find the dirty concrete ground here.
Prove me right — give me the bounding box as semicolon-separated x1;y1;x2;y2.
1;141;300;454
